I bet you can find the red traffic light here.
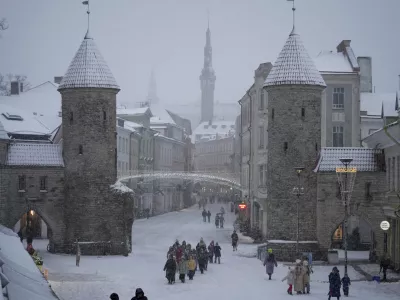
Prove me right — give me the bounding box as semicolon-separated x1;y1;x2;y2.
238;203;247;210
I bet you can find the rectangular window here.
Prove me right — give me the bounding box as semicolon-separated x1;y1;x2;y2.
39;176;47;191
333;87;345;109
258;164;267;186
18;175;26;191
118;137;121;152
332;126;344;147
258;126;264;149
259;91;264;110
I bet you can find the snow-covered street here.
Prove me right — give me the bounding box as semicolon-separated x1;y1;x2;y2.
34;204;399;300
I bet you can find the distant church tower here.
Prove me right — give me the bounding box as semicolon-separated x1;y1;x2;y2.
146;69;159;106
263;24;326;241
58;28;132;254
199;22;216;123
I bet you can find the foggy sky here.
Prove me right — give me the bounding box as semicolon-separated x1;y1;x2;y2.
1;0;400;107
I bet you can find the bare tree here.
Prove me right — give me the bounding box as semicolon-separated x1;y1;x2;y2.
0;73;31;96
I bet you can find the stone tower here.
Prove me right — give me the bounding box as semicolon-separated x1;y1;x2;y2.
199;23;216;123
58;30;133;254
263;27;326;241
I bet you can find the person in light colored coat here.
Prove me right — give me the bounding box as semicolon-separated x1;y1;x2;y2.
282;266;295;295
263;248;278;280
293;259;305;294
303;260;313;294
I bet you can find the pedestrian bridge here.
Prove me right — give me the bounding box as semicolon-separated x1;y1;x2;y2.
117;171;242;190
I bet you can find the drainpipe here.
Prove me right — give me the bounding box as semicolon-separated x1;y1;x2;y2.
246;90;252;221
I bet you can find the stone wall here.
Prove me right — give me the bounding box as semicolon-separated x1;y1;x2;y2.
0;167;65;251
61;88;129;254
258;242;323;262
265;86;324;241
316;171;387;254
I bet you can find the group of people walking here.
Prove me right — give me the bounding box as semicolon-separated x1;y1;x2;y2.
201;207;226;228
163;238;222;284
262;248;351;299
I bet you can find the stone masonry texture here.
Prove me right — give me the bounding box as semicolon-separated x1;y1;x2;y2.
265;85;324;241
316;172;387;255
60;88;133;254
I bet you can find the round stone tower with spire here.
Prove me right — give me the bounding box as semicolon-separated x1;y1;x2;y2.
263;23;326;243
58;29;133;255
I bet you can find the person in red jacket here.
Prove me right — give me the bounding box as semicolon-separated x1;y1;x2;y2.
175;245;183;263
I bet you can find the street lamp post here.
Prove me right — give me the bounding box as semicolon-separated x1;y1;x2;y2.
339;158;353;277
292;167;305;256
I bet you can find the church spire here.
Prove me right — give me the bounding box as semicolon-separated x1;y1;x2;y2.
146;69;159;106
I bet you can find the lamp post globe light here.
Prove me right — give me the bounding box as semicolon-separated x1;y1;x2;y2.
339;158;353;277
292;167;305;257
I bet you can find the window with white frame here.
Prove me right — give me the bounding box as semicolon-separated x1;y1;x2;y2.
258;126;264;149
259;90;264;110
258;164;267;186
332;126;344;147
333;87;345;109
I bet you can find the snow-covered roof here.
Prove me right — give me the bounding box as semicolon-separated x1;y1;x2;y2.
0;225;59;300
360;92;397;116
124;120;142;130
314;51;355;73
0;81;61;132
314;147;382;172
0;119;9;139
0;103;52;136
117;107;152;117
264;28;326;88
192;120;235;143
150;104;176;125
58;31;119;90
6;142;64;166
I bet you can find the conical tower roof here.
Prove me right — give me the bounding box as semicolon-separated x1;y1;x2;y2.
58;31;119;90
264;29;326;88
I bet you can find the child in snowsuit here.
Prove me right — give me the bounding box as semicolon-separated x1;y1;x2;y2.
282;266;295;295
341;274;351;297
163;255;177;284
187;255;196;280
178;256;188;283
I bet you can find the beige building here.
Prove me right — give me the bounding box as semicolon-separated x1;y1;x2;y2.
194;134;234;174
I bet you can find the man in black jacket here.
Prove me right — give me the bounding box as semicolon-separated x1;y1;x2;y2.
131;288;148;300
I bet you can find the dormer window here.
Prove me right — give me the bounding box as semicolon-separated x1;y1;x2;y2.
221;125;227;129
2;112;23;121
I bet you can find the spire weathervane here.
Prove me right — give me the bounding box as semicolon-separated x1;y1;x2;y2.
287;0;296;32
207;9;210;29
83;1;90;33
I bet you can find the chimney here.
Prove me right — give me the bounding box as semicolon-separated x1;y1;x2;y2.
336;40;351;53
10;81;20;95
357;57;373;93
54;76;63;84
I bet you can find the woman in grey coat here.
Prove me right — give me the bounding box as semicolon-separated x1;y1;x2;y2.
263;248;278;280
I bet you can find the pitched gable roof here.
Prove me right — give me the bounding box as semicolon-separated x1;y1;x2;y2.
6;142;64;167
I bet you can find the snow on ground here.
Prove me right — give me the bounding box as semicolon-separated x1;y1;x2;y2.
332;249;370;261
31;204;400;300
358;264;400;280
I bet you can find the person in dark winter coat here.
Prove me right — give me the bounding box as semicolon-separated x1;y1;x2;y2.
110;293;119;300
263;248;278;280
197;248;207;274
328;267;341;300
215;214;220;228
202;209;207;222
219;214;225;228
164;254;177;284
131;288;148;300
231;230;238;251
208;241;215;263
175;245;183;263
341;274;351;297
380;254;391;281
207;210;211;222
214;242;222;264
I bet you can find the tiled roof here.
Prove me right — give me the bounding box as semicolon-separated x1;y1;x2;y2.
314;147;382;172
58;31;119;90
264;28;326;88
6;142;64;167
